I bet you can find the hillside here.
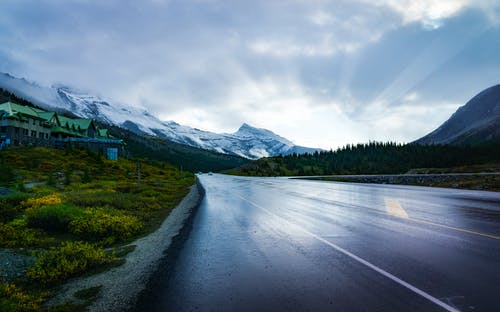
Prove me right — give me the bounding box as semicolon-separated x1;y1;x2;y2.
0;147;194;310
106;124;249;172
415;85;500;145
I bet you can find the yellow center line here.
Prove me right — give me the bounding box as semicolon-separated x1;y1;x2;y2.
384;197;409;219
285;193;500;241
408;217;500;241
384;197;500;241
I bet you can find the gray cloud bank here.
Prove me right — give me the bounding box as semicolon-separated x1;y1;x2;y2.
0;0;499;148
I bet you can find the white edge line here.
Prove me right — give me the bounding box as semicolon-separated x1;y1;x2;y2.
237;194;460;312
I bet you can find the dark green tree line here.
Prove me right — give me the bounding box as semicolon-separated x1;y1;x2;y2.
230;142;500;176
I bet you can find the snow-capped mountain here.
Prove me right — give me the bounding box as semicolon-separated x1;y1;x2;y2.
0;73;320;159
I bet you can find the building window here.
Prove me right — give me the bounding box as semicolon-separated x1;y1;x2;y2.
0;126;5;133
39;132;44;139
32;119;36;125
31;130;36;137
45;133;49;139
23;129;29;136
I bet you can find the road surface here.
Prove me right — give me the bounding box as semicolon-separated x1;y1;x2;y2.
139;174;500;311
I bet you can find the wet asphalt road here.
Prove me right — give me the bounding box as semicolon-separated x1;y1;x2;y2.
143;174;500;311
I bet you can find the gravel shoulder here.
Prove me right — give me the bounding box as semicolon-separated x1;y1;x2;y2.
47;180;204;311
296;173;500;192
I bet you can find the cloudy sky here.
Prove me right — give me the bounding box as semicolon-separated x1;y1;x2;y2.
0;0;499;149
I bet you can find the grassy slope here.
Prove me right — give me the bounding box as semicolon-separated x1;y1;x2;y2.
0;147;194;311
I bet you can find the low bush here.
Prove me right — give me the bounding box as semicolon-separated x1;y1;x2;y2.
0;222;50;247
22;194;62;209
46;174;56;187
0;282;43;312
0;163;16;185
0;193;29;223
81;169;92;184
65;191;141;211
69;208;143;243
27;241;117;285
26;204;82;232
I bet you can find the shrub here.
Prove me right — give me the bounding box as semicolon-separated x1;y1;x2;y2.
65;191;146;211
0;222;49;247
22;194;62;209
81;169;92;184
0;193;29;223
27;241;117;285
64;170;71;186
46;173;56;187
69;208;143;243
0;283;43;312
26;204;82;232
0;163;15;185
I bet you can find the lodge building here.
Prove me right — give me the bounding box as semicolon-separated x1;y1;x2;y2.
0;101;123;159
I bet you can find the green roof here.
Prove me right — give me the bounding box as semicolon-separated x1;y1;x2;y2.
71;118;94;130
58;116;94;131
0;102;44;119
31;107;46;113
37;111;57;121
51;126;85;137
58;116;72;127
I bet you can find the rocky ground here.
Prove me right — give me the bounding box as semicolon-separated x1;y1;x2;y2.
0;249;36;283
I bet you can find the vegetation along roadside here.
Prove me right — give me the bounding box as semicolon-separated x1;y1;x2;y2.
0;146;194;311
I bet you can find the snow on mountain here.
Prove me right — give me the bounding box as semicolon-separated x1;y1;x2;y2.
0;73;321;159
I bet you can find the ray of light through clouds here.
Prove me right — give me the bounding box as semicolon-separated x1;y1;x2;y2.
0;0;499;149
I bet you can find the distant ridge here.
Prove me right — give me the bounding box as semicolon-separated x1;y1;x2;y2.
415;85;500;145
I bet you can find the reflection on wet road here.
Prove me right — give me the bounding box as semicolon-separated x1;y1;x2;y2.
144;174;500;311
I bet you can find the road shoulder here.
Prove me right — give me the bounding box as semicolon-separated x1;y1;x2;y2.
47;179;205;311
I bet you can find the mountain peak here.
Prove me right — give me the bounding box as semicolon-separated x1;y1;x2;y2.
235;123;293;144
415;84;500;145
237;123;260;133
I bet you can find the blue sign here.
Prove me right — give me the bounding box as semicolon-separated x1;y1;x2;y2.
107;148;118;160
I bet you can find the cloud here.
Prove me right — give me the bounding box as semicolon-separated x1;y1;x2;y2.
245;1;397;58
367;100;461;142
369;0;500;29
309;11;335;26
402;92;419;102
0;0;498;149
